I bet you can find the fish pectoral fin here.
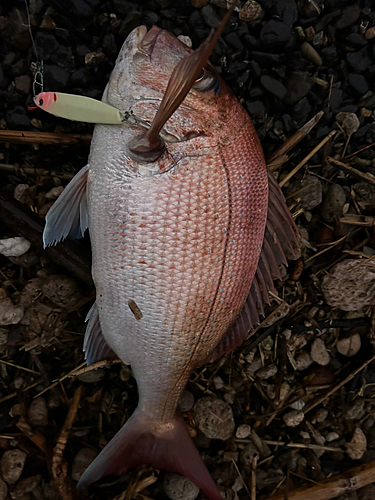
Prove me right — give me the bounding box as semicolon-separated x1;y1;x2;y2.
43;165;89;248
83;301;118;365
77;410;222;500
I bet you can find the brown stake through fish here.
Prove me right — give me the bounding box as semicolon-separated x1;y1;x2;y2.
128;2;237;162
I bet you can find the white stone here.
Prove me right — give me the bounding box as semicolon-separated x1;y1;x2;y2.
0;298;24;325
310;338;330;366
346;428;367;460
283;410;305;427
236;424;251;439
164;473;199;500
337;334;361;357
326;432;340;442
0;237;31;257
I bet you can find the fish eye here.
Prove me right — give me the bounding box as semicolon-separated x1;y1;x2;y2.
193;67;220;94
39;99;44;106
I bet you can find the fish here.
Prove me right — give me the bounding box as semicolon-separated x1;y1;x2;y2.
42;11;299;500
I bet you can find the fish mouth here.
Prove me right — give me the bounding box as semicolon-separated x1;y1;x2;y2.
138;26;163;57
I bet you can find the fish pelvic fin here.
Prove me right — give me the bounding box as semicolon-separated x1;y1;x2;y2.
77;409;222;500
43;165;89;248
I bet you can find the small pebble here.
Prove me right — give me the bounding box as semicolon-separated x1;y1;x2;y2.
27;397;48;427
346;428;366;460
337;334;361;357
283;71;313;106
10;475;41;499
0;237;31;257
326;432;340;442
177;35;192;48
344;399;365;420
71;448;98;482
178;390;194;412
0;298;24;326
310;338;330;366
256;363;277;380
194;396;235;440
336;112;360;137
295;351;313;371
42;275;81;308
0;479;7;500
260;19;291;47
283;410;304;427
289;399;305;411
335;4;360;30
321;184;346;224
300;42;322;66
286;175;322;210
1;449;27;485
201;4;221;29
260;75;287;100
239;0;263;22
45;186;64;200
84;52;107;68
346;47;372;73
321;260;375;311
191;0;210;7
365;27;375;40
236;424;251;439
315;408;329;423
163;473;199;500
348;74;369;95
77;369;106;383
358;484;375;500
241;442;259;466
14;75;31;94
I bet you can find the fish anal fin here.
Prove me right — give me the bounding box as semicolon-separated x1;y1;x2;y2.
83;302;118;365
207;170;300;363
43;165;89;248
77;410;222;500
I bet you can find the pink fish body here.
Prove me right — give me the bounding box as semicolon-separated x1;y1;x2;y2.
43;24;298;500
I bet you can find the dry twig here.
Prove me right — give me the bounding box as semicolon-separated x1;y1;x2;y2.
268;460;375;500
326;156;375;186
0;130;92;145
279;130;336;188
52;385;82;500
267;111;324;166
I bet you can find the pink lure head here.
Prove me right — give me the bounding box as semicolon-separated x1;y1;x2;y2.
34;92;57;111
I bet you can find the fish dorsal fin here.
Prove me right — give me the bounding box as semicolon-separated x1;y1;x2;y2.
43;165;89;248
83;302;118;366
206;171;299;363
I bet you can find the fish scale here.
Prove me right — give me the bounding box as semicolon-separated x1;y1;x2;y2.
42;24;298;500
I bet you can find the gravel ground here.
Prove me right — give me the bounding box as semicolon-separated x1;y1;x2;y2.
1;1;375;499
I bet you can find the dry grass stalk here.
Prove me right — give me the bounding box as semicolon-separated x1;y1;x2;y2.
0;359;40;375
304;353;375;414
0;163;74;179
268;460;375;500
279;130;337;188
52;385;82;500
0;130;92;145
327;156;375;186
267;111;324;165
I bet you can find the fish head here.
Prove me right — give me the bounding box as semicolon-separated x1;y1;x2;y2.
104;25;241;145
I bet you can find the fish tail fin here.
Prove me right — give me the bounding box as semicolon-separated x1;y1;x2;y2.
77;409;222;500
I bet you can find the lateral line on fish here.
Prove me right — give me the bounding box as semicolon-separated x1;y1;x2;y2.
161;144;233;419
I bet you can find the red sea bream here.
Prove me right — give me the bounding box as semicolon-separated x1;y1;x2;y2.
43;22;298;500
